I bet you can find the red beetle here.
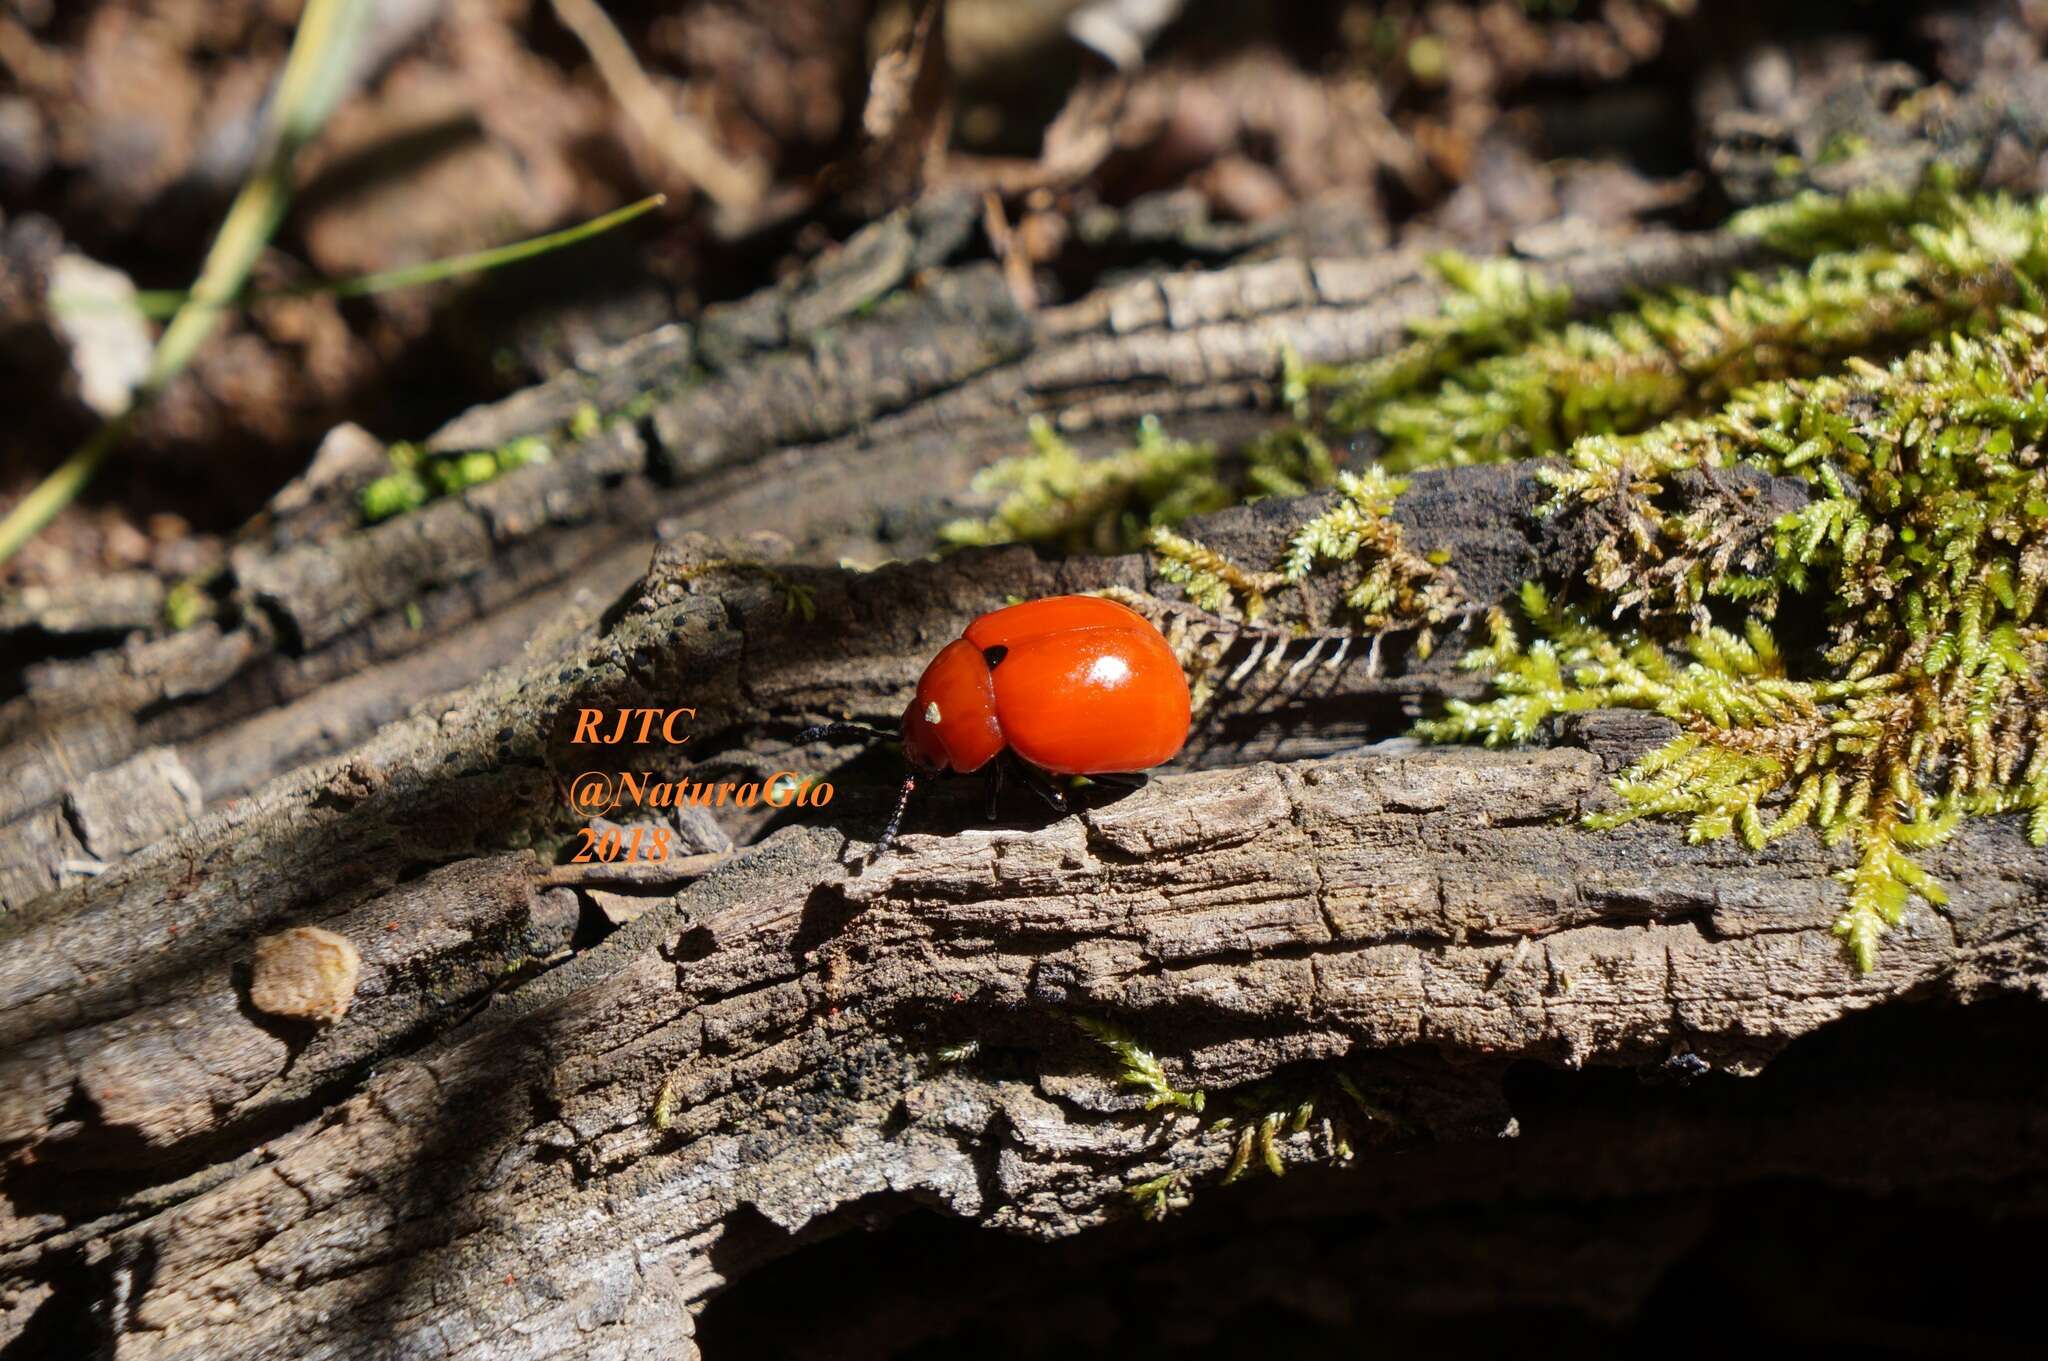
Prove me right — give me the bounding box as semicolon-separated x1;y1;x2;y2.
800;595;1191;851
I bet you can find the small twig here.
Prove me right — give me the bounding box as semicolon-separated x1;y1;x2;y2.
981;191;1039;312
547;0;767;216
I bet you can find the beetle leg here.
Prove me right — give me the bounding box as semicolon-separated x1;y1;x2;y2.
984;761;1007;821
1015;761;1069;814
874;773;918;855
1085;771;1148;790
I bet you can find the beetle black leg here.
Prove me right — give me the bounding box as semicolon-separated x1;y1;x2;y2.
1084;771;1149;790
873;773;918;855
1015;760;1069;814
796;721;895;747
984;761;1006;821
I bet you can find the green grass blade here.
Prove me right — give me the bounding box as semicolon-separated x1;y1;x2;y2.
0;0;371;570
119;194;669;320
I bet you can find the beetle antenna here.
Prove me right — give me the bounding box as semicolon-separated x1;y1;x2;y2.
874;773;918;855
796;721;896;746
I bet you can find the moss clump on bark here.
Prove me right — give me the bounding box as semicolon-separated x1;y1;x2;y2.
1332;184;2048;471
956;175;2048;971
1348;180;2048;969
1422;316;2048;968
359;435;555;522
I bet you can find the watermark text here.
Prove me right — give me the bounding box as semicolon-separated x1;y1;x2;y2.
566;769;834;815
569;707;698;744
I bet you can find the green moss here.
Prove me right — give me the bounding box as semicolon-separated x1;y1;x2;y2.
1073;1015;1206;1113
1281;467;1465;641
609;387;665;426
941;415;1231;554
1218;1099;1315;1184
1818;131;1873;165
359;436;554;523
1147;527;1281;621
1326;191;2048;471
1075;1028;1380;1219
354;361;673;530
1084;175;2048;972
1243;425;1339;499
163;576;213;631
941;346;1364;559
1421;311;2048;968
1127;1171;1194;1221
358;466;430;522
1131;461;1462;643
1728;172;1965;255
1310;252;1574;435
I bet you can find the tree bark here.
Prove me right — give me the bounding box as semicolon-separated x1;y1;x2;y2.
1;208;2043;1359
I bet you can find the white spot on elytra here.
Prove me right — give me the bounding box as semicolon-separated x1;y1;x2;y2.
1086;653;1131;686
924;701;942;724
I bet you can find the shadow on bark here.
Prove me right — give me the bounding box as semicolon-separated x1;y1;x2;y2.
697;994;2048;1359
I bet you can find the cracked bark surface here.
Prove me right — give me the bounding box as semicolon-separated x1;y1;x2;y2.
2;211;2044;1358
0;212;1763;910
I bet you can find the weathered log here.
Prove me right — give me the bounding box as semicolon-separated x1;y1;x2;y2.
3;195;2041;1359
1;514;2044;1357
3;738;2043;1357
